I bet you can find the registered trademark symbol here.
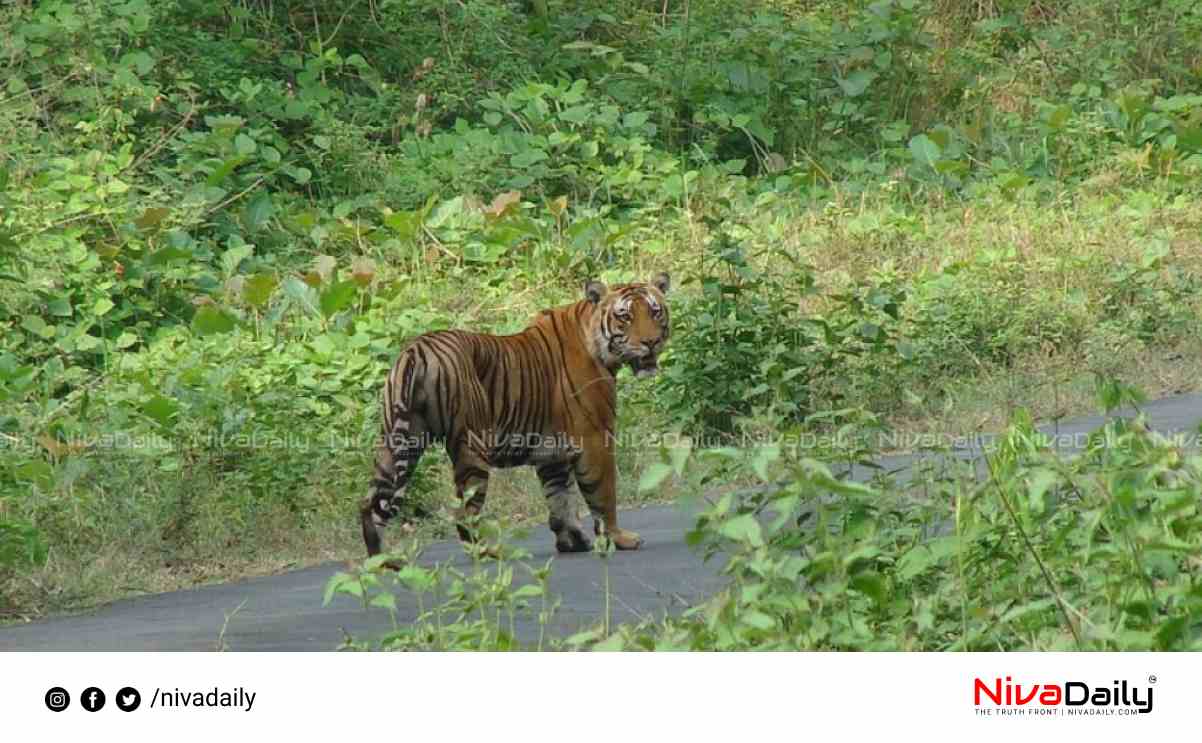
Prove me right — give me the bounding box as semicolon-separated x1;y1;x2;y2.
1147;674;1157;685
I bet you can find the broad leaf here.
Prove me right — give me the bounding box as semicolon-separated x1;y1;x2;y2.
192;305;237;336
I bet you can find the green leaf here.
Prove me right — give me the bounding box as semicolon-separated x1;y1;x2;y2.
426;197;464;229
511;149;548;168
998;172;1029;192
638;462;672;493
933;159;968;176
206;156;247;187
849;572;886;605
718;514;763;547
134;207;170;230
93;297;115;316
120;51;155;75
48;298;72;317
21;316;54;339
287;166;312;184
384;211;419;240
368;592;397;610
396;566;435;593
837;69;876;98
1026;469;1058;515
282;277;319;316
319;281;359;318
1045;104;1072;131
243;191;274;231
242;273;278;308
323;572;353;606
146;246;192;266
221;242;254;277
115;332;138;349
622;111;650;129
591;634;626;652
559;105;592;125
142;395;179;428
565;628;603;647
908;134;941;167
234;133;257;155
895;537;956;581
192;305;237;336
880;121;909;143
741;610;776;631
1001;598;1054;624
510;584;544;600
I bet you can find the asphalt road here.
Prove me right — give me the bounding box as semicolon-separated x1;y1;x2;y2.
2;392;1199;651
0;505;720;651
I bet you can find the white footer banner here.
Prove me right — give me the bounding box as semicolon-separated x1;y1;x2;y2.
0;652;1184;741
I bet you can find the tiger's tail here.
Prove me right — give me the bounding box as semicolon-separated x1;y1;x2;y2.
361;348;429;557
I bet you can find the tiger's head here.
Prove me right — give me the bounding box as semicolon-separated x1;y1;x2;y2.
584;273;671;378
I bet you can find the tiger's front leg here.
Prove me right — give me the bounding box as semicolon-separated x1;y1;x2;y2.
575;444;642;551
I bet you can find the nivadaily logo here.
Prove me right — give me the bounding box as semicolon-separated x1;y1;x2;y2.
974;676;1155;717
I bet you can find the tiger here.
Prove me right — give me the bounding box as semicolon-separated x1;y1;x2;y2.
360;273;671;558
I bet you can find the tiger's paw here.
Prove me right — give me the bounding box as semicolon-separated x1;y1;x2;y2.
609;528;643;551
554;527;594;554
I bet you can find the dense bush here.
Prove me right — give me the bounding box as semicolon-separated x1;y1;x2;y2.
617;404;1202;650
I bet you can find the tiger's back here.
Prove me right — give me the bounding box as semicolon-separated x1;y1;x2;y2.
381;314;606;469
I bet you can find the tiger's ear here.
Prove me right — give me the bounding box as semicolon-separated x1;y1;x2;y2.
584;279;608;304
650;272;671;294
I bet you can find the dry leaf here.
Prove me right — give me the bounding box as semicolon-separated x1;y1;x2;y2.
351;256;376;287
485;190;521;219
313;254;337;283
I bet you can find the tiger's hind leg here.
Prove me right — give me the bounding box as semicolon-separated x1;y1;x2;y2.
360;414;430;558
538;462;592;553
449;446;493;552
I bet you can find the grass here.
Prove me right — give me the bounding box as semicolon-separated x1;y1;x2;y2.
889;337;1202;452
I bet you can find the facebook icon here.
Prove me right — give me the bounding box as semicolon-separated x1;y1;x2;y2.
81;687;106;712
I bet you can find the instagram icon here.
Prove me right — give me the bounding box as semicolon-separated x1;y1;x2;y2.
45;687;70;712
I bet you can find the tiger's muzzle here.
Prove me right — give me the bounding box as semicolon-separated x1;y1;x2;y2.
627;341;663;379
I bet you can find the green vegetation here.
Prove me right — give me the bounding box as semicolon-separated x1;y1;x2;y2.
2;0;1201;644
330;394;1202;650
